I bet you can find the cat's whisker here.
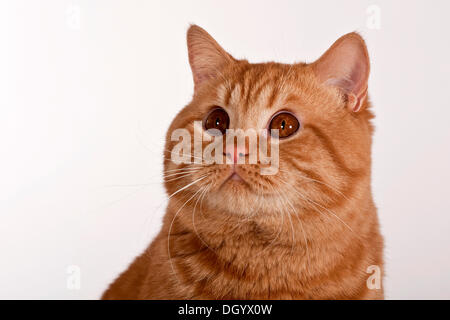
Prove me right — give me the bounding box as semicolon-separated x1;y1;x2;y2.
96;185;152;209
134;130;207;163
166;175;208;200
103;182;156;188
164;172;202;183
281;182;337;229
192;185;217;254
163;172;201;180
163;166;203;173
199;183;209;222
138;173;204;251
136;134;204;163
163;148;205;162
277;187;310;261
165;174;210;282
275;188;296;253
259;186;286;250
167;186;206;286
286;201;299;256
278;168;349;201
301;191;358;237
271;184;301;255
163;168;202;178
101;167;203;188
282;180;360;239
164;167;202;174
274;189;296;244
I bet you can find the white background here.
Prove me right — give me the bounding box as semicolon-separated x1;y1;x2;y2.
1;0;449;299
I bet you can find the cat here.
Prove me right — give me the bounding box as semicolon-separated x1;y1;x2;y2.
102;25;384;300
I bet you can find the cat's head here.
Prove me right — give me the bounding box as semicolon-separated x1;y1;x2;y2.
164;25;374;218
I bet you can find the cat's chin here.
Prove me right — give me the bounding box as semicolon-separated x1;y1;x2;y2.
221;176;249;190
206;175;267;216
214;176;250;202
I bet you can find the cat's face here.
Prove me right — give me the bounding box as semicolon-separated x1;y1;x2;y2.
164;26;373;218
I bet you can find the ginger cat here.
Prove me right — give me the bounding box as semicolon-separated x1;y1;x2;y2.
102;25;384;300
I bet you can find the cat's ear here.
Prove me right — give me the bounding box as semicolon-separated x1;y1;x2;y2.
312;32;370;112
187;25;235;91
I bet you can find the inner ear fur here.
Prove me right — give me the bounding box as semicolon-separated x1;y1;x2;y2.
312;32;370;112
187;25;235;92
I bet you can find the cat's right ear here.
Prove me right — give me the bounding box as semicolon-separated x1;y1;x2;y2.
187;25;235;92
312;32;370;113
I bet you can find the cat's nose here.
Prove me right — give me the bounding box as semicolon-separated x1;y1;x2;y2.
223;144;249;164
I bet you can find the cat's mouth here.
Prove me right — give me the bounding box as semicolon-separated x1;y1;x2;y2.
220;166;249;188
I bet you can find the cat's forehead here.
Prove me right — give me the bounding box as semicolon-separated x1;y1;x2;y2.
215;62;311;126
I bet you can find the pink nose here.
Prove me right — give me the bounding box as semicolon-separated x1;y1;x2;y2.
224;144;249;164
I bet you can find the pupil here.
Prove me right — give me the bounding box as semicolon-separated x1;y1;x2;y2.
215;118;220;126
281;120;286;130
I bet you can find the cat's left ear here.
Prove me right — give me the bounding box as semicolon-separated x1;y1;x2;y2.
187;25;235;92
312;32;370;112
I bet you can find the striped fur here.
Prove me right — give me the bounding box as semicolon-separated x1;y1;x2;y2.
102;26;383;300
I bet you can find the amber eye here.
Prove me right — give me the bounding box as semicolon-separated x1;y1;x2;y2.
269;112;300;138
204;108;230;135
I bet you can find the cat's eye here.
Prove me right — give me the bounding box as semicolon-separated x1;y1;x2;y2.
269;112;300;138
204;108;230;135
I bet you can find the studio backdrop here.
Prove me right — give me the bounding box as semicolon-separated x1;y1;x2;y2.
1;0;449;299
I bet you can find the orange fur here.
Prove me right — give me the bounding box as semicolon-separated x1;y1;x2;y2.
102;26;384;300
